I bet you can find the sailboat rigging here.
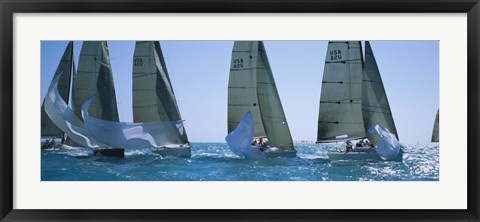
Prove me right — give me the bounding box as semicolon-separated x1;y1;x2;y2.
226;41;296;158
132;41;190;158
317;41;402;161
43;41;190;158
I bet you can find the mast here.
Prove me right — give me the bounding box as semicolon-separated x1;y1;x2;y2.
317;41;365;143
228;41;266;137
41;41;74;138
256;41;294;151
431;109;439;142
132;41;187;144
362;41;398;144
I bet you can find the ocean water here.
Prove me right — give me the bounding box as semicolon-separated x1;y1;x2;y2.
41;143;439;181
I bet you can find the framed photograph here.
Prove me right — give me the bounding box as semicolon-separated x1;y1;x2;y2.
1;0;479;221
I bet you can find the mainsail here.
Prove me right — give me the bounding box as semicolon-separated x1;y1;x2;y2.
228;41;294;151
41;41;73;137
132;41;188;145
362;41;398;144
317;41;365;142
65;41;119;147
72;41;119;122
228;41;266;137
431;109;439;142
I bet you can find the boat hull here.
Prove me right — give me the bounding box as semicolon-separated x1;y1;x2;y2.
60;144;125;158
328;149;403;162
152;146;191;158
92;148;125;158
264;150;297;158
41;143;63;150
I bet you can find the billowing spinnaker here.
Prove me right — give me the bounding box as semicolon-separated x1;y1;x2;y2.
368;124;401;160
46;73;188;150
317;41;365;142
225;111;266;159
83;98;186;149
44;75;107;148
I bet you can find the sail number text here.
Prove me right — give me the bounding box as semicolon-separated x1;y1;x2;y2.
133;58;143;66
330;50;342;60
232;58;244;69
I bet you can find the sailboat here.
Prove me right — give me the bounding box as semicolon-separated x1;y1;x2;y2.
44;41;190;158
62;41;124;157
226;41;296;158
317;41;402;161
41;41;74;149
431;109;439;142
132;41;191;158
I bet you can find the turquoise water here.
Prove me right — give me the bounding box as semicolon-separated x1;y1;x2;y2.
41;143;439;181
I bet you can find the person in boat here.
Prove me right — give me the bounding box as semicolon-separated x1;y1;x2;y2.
41;138;54;149
258;138;268;151
345;140;353;153
356;139;365;147
364;139;374;148
258;138;266;147
49;138;55;146
263;138;269;147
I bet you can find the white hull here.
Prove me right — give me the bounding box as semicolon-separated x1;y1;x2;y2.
152;145;191;158
328;148;403;162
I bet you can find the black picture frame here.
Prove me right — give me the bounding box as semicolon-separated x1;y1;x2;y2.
1;0;479;221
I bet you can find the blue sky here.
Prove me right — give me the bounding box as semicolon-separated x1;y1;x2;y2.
41;41;439;145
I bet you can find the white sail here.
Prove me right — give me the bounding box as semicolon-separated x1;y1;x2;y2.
228;41;266;137
83;97;187;149
368;124;401;160
256;42;294;151
132;41;188;144
362;41;398;144
45;73;186;149
73;41;119;122
44;74;108;148
41;41;73;137
225;111;266;159
431;109;439;142
317;41;365;142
